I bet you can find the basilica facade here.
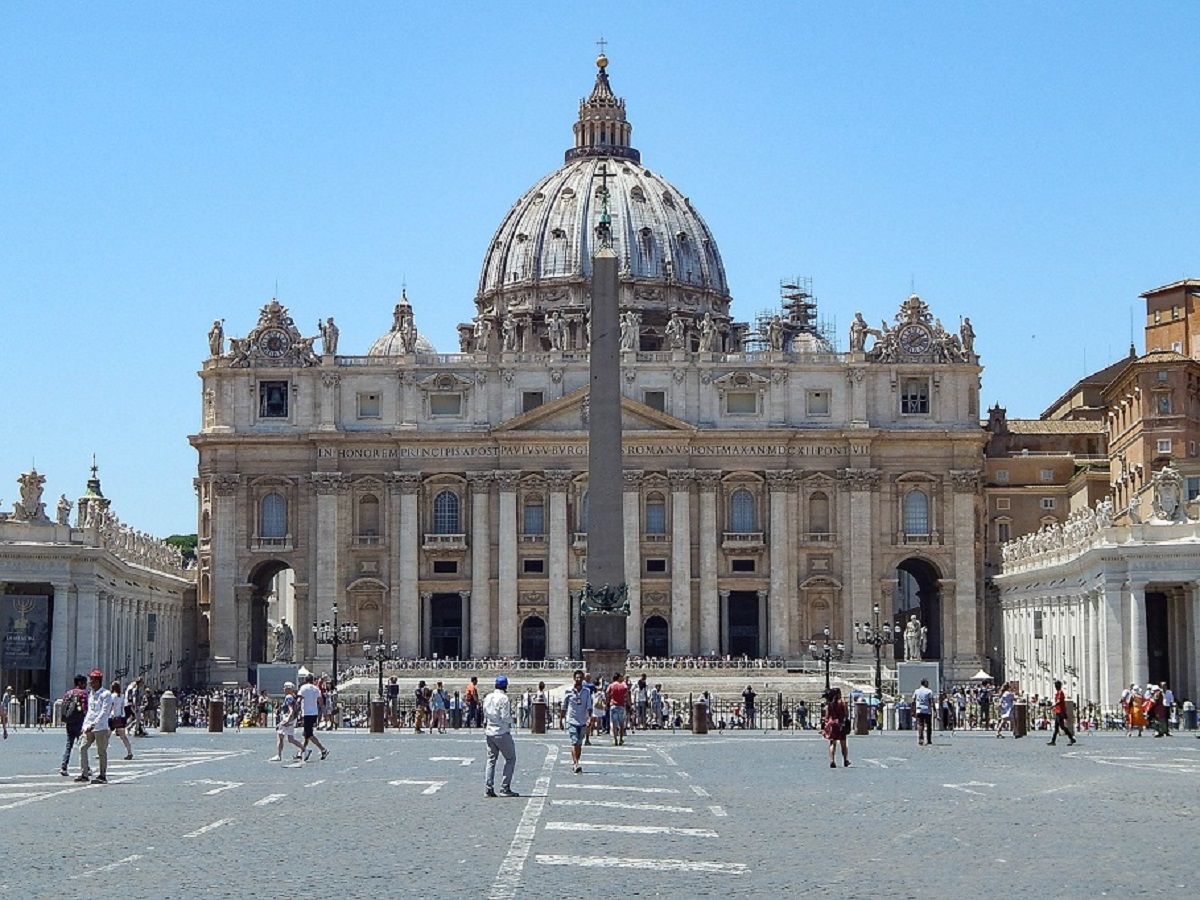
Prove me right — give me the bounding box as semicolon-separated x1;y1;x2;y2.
191;56;987;685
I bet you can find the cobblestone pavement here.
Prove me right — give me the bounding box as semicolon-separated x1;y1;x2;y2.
1;724;1196;898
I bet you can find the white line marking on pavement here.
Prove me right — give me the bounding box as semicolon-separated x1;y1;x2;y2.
944;781;995;796
652;746;677;766
431;756;475;766
365;756;380;762
304;779;325;787
690;785;710;797
536;855;747;874
860;758;889;768
551;799;694;813
709;805;727;817
254;794;287;806
187;779;243;796
388;779;447;795
183;819;233;838
560;760;655;767
489;743;559;900
546;822;718;838
559;784;680;794
676;770;690;778
70;854;142;880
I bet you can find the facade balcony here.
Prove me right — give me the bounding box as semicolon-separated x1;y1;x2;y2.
423;533;467;552
252;535;292;552
353;534;383;547
803;531;837;543
520;533;547;544
573;532;588;548
897;531;940;545
643;533;669;543
722;532;764;549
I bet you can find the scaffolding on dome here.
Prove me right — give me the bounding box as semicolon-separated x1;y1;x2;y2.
745;277;837;351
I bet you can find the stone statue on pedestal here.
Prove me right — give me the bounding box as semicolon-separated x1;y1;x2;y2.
12;470;49;523
903;614;926;661
273;619;294;663
56;494;72;526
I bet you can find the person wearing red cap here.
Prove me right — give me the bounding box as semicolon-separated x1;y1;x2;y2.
76;670;113;784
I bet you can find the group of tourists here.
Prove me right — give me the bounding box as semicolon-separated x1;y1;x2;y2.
1120;681;1176;737
57;670;147;785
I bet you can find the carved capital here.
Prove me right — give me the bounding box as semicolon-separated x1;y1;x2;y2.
695;470;723;493
310;472;351;495
544;470;573;492
846;367;865;384
622;469;645;491
212;474;241;497
667;468;695;490
321;372;341;389
765;470;794;491
387;472;422;495
949;469;982;493
494;470;522;492
838;468;881;492
465;471;495;493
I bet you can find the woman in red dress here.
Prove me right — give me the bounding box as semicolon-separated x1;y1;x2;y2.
822;687;850;768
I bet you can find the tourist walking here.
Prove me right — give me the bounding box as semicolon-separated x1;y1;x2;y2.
464;676;480;728
269;681;305;761
1047;679;1076;746
76;669;112;784
59;674;88;775
108;680;134;760
483;675;518;797
414;680;430;733
742;684;757;729
1160;681;1175;735
432;681;449;733
995;682;1015;737
913;678;935;746
562;669;593;774
821;687;850;768
298;674;329;761
606;673;630;746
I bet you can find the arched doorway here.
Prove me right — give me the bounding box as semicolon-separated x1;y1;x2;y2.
248;560;295;676
726;590;762;658
643;615;669;657
893;557;942;660
429;593;463;659
521;616;547;661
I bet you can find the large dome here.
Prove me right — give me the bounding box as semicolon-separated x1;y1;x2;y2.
467;56;736;354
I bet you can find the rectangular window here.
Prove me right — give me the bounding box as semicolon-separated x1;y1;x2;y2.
432;560;458;574
997;522;1011;543
806;390;830;416
995;469;1009;483
258;380;289;418
645;558;667;573
1157;439;1172;454
900;378;929;415
357;392;381;419
146;613;157;643
1040;469;1054;482
642;390;666;412
730;558;756;573
726;391;758;415
1158;370;1170;382
1040;498;1056;510
523;502;544;535
522;558;545;575
429;393;462;416
522;391;544;413
644;502;666;535
996;498;1010;510
1033;610;1044;640
1186;476;1200;500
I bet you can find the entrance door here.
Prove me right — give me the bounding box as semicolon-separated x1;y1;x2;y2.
893;558;942;660
643;616;669;657
727;591;760;657
521;616;547;661
430;593;462;659
1145;591;1170;687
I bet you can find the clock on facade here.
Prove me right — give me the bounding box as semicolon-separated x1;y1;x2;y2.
257;328;292;358
898;323;932;355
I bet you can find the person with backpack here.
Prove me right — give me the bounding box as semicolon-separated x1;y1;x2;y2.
59;675;89;775
76;669;113;784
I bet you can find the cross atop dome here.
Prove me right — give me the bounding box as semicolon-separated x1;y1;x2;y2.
566;50;640;164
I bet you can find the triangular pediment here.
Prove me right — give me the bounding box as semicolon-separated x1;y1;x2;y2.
494;387;697;434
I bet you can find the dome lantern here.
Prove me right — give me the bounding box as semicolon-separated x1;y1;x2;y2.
566;54;640;164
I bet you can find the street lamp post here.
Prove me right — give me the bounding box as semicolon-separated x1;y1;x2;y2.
312;603;358;691
363;627;398;700
808;625;844;693
855;602;893;730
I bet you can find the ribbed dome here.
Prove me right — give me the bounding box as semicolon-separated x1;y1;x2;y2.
367;290;435;355
367;330;435;356
470;56;733;346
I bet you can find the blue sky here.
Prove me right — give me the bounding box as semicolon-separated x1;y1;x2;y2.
2;5;1198;537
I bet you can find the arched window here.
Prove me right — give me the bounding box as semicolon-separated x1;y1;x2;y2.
730;488;756;533
433;490;460;534
523;495;545;535
260;493;287;538
645;493;666;534
809;492;830;534
904;489;929;536
358;495;380;536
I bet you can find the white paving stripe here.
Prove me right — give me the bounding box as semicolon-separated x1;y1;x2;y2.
304;779;325;787
546;822;718;838
652;746;677;766
488;743;559;900
182;819;233;838
561;760;656;767
388;779;447;795
536;855;746;875
690;785;710;797
709;805;727;817
551;799;694;813
431;756;475;766
254;793;287;806
70;854;142;880
558;784;679;794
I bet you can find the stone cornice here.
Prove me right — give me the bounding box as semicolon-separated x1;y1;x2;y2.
544;470;574;492
667;469;695;490
387;472;423;495
310;472;351;495
838;468;881;491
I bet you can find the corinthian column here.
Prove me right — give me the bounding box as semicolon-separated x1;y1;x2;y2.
467;472;494;657
622;470;644;653
766;470;793;657
311;472;349;667
496;471;521;656
210;473;241;679
839;467;879;657
696;471;721;656
948;469;982;667
391;473;421;657
546;470;573;658
668;469;693;656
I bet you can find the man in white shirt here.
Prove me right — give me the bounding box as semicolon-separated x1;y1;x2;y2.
483;675;518;798
76;669;112;784
297;674;328;761
912;678;936;746
561;669;593;774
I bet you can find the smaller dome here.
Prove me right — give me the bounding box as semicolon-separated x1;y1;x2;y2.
367;330;436;356
367;289;436;356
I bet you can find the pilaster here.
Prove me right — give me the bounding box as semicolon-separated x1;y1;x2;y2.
496;471;521;657
546;470;572;658
467;472;494;657
696;471;721;655
668;469;693;655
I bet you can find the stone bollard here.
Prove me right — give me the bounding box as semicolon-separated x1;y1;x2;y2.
369;700;386;734
160;691;178;733
853;700;871;736
884;702;896;732
7;698;21;727
1013;700;1028;738
692;701;709;734
531;700;548;734
53;698;64;728
207;698;224;733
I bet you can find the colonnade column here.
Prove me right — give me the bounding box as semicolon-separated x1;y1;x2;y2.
1127;580;1148;686
766;471;793;658
839;468;879;658
496;471;521;657
1099;578;1124;703
209;474;241;679
696;472;721;656
1086;591;1101;703
467;472;494;658
668;469;694;656
546;471;571;659
50;581;73;692
393;473;421;657
622;471;644;654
